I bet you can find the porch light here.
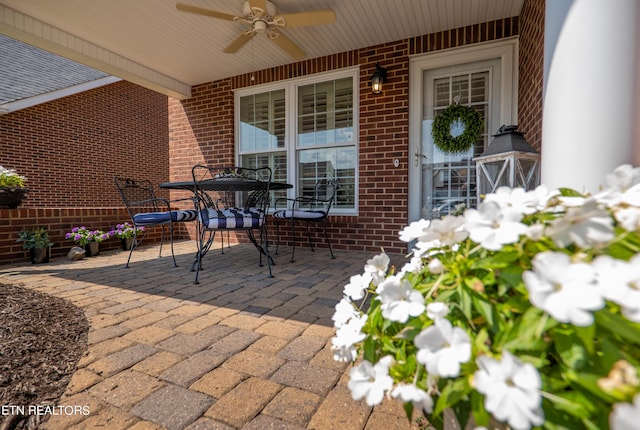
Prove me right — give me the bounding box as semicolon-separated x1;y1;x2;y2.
371;63;387;94
474;125;540;198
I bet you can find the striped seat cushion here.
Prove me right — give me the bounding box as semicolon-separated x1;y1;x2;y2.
200;207;264;229
133;209;198;225
272;209;327;221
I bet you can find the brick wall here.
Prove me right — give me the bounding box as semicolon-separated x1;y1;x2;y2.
0;81;175;264
168;17;520;255
518;0;545;150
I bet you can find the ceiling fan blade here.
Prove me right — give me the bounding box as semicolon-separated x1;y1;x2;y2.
270;31;306;60
248;0;268;13
176;3;237;21
223;31;255;54
275;9;336;28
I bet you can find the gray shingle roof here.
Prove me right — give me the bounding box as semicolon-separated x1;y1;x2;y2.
0;34;109;105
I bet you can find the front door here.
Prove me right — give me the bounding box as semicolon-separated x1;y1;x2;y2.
408;40;518;223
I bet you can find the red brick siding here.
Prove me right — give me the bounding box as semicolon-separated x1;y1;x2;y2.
0;81;170;207
168;18;520;255
518;0;545;150
0;81;174;264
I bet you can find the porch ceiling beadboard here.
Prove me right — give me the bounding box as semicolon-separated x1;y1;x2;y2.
0;0;524;99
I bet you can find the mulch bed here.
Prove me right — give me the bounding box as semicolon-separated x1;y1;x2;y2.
0;283;89;430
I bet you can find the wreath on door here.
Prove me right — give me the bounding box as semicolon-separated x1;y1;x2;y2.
431;103;483;154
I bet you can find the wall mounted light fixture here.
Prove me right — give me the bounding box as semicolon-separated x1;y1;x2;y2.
371;63;387;94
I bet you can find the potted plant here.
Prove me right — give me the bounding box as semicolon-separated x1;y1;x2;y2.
0;165;29;209
110;222;144;250
65;226;111;257
332;164;640;430
17;227;53;264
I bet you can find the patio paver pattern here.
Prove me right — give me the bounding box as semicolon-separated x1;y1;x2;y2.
0;241;422;430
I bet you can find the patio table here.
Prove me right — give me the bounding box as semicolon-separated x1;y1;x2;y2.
159;178;292;276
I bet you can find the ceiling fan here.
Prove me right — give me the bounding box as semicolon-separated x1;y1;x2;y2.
176;0;336;60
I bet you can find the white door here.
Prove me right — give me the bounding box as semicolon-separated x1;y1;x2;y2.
408;40;518;223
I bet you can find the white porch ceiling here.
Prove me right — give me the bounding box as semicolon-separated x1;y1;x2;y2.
0;0;524;99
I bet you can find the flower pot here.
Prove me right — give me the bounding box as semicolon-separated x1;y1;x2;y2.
85;242;100;257
29;247;50;264
121;237;133;251
0;187;29;209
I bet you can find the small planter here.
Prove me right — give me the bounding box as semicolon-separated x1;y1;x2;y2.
29;247;51;264
84;242;100;257
0;187;29;209
121;237;134;251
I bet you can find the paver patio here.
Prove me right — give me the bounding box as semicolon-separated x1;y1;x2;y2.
0;240;424;430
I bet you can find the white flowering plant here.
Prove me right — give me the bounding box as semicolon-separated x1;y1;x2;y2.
332;164;640;430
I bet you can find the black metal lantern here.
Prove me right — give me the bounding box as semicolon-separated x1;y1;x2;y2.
371;63;387;94
474;125;540;197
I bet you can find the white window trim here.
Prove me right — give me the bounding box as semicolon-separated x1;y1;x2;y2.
234;67;360;215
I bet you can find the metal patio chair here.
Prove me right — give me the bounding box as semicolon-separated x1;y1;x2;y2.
272;178;338;262
191;165;273;283
114;177;197;267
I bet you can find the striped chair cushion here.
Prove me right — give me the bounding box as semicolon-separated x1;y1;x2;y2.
133;209;198;225
272;209;327;221
200;207;264;229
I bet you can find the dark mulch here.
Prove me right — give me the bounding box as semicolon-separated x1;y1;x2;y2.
0;283;89;430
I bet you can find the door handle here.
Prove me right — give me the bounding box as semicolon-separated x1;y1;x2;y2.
414;147;427;166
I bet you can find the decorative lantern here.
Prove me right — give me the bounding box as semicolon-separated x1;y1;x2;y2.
371;63;387;94
474;125;540;198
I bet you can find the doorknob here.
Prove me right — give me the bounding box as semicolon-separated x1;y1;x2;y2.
414;147;427;166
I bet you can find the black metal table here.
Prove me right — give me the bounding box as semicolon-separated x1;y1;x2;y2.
159;178;292;277
159;179;292;192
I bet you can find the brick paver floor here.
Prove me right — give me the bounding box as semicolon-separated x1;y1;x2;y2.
1;240;424;430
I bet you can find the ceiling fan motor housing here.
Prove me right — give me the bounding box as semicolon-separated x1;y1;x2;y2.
243;0;276;20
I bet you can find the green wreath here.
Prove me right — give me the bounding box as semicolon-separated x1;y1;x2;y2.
431;103;483;154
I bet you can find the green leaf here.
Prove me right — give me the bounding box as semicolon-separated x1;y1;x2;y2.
574;324;596;355
554;330;589;370
543;390;596;418
470;391;489;427
433;378;469;417
595;310;640;345
558;187;586;197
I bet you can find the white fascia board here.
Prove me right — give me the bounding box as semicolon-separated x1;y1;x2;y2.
0;76;121;115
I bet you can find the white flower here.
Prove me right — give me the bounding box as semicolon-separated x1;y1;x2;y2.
597;164;640;207
474;351;544;430
415;318;471;377
614;207;640;232
523;251;604;326
426;302;449;320
391;383;434;413
399;254;423;275
484;186;540;215
332;313;368;362
427;258;444;274
610;394;640;430
419;215;468;246
592;254;640;323
464;201;527;251
399;219;431;242
545;198;614;248
332;297;358;327
364;252;390;285
376;275;425;323
348;357;394;406
526;223;545;241
344;273;373;301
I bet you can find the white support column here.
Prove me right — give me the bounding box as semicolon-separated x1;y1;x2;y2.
541;0;640;193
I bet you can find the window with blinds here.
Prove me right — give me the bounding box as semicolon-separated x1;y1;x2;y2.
236;69;358;212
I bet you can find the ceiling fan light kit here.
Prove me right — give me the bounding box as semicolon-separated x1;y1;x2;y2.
176;0;336;60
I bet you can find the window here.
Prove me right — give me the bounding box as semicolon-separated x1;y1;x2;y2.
236;68;358;213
